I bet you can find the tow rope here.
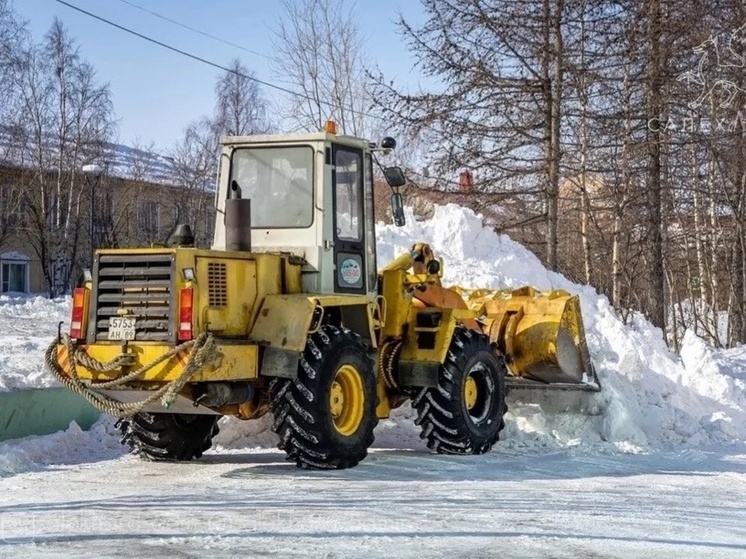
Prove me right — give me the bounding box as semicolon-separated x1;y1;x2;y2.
44;333;220;418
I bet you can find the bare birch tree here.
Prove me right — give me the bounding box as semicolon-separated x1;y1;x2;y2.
0;0;27;250
371;0;568;270
170;59;270;245
214;58;271;136
8;18;113;296
272;0;370;136
169;118;219;245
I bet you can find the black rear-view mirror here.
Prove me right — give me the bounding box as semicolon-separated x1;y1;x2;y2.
383;166;406;188
391;193;405;227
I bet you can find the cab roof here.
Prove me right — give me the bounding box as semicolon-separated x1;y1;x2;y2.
220;131;374;151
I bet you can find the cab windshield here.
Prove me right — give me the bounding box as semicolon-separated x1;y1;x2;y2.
229;146;314;228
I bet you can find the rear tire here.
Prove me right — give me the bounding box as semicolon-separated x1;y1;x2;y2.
414;327;507;454
270;325;378;470
117;412;220;461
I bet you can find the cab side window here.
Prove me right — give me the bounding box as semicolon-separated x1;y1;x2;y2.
334;149;363;242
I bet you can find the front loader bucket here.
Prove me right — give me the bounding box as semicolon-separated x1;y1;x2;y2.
467;287;600;391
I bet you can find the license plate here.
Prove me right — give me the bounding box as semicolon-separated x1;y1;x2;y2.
108;317;136;340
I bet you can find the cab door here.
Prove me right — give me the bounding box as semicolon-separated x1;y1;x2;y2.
332;144;367;294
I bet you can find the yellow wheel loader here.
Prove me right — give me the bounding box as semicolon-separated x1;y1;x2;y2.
47;125;600;469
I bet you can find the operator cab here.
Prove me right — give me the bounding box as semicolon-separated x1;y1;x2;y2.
212;124;405;297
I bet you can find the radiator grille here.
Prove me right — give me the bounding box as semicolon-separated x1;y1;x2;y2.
91;253;174;342
208;262;227;307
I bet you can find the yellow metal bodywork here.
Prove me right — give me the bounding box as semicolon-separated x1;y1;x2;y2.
374;377;390;419
379;268;409;339
399;308;474;364
194;254;256;336
249;293;377;351
190;250;301;337
93;247;302;340
57;342;259;382
249;294;317;351
379;252;479;365
56;247;300;386
56;246;382;400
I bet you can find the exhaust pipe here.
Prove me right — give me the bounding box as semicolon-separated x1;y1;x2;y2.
225;180;252;252
197;382;254;407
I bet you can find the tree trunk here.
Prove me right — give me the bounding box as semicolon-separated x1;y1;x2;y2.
692;153;706;339
578;1;592;285
543;0;563;272
645;0;665;329
729;232;744;346
707;158;720;345
612;213;622;308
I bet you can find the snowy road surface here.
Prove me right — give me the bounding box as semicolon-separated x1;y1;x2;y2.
1;444;745;559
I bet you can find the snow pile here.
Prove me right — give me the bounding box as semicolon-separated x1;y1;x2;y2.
0;294;70;391
2;204;745;460
374;205;746;451
680;331;746;412
668;298;729;348
0;418;124;478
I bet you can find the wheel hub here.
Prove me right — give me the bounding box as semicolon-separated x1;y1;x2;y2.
330;382;345;417
329;364;364;436
464;376;478;410
464;365;494;423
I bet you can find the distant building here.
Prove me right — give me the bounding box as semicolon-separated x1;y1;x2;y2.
0;141;215;295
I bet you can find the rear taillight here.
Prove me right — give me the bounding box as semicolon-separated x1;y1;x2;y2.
70;287;89;340
178;287;193;341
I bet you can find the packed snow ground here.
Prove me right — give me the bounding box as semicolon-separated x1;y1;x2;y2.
1;204;745;557
1;426;744;558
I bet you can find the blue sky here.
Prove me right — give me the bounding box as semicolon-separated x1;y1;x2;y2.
13;0;426;151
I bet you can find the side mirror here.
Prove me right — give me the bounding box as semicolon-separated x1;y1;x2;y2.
391;193;406;227
383;166;406;188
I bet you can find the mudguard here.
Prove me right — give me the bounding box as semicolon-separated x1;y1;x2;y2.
249;293;377;378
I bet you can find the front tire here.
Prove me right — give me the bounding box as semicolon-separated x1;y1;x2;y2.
414;327;507;454
117;412;220;461
270;325;378;469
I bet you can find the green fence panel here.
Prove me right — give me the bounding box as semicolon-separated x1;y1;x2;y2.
0;388;101;442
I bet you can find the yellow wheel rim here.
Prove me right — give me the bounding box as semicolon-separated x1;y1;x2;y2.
329;364;364;436
464;375;478;411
